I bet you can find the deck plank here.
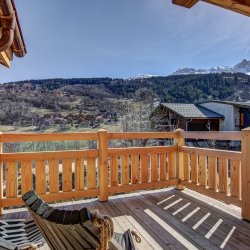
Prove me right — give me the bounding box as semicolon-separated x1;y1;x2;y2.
148;191;249;249
103;198;156;250
138;191;216;249
110;194;169;249
1;188;250;250
117;193;179;249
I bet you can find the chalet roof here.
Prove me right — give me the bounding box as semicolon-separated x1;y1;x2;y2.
206;100;250;108
173;0;250;17
0;0;26;67
161;103;224;119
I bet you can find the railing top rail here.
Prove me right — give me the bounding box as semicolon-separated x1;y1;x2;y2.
108;145;177;156
181;131;242;141
1;149;98;161
0;130;243;142
0;132;98;142
108;132;178;140
180;146;242;160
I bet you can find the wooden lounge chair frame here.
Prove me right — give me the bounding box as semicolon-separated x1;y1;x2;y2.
22;190;139;250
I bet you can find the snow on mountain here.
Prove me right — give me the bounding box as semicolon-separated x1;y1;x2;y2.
233;59;250;74
128;74;159;80
172;59;250;75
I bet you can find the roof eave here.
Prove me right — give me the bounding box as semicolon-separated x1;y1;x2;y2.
0;0;26;61
11;0;26;57
173;0;250;17
182;117;224;119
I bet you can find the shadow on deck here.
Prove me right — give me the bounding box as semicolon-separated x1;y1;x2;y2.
1;188;249;250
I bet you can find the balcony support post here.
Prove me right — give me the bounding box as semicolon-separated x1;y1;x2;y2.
175;129;185;190
98;130;109;202
241;127;250;221
0;132;3;215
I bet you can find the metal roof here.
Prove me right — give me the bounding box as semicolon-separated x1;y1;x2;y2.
161;103;224;119
207;100;250;108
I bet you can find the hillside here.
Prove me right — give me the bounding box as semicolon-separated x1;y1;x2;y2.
0;72;250;132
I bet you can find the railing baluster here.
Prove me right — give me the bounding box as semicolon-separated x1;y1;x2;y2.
191;153;198;184
21;160;33;194
151;153;158;182
168;151;176;179
199;155;207;187
208;156;217;191
160;153;167;181
183;153;190;181
121;155;129;185
141;154;148;183
62;159;72;192
75;157;84;191
230;159;241;199
49;159;59;193
110;156;118;186
5;161;17;198
36;160;46;195
131;154;139;184
218;158;228;194
87;157;96;189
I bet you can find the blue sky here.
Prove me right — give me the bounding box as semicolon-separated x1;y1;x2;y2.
1;0;250;83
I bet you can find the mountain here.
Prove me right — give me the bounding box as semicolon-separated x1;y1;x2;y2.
172;59;250;75
1;72;250;132
234;59;250;74
128;74;159;80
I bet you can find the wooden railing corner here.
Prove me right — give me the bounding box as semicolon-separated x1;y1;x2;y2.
97;130;109;202
241;127;250;221
174;129;185;190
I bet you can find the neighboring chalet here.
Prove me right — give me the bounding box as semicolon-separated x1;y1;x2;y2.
150;103;224;132
0;0;26;67
200;100;250;131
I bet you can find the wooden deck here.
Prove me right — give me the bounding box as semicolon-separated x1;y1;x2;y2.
1;187;250;250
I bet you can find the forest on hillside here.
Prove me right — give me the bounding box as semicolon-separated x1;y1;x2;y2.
0;72;249;133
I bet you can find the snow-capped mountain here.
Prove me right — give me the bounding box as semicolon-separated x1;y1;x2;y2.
128;74;159;80
172;59;250;75
234;59;250;74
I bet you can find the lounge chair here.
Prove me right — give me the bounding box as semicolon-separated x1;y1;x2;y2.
21;190;140;250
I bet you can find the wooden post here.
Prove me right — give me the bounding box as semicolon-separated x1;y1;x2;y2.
98;130;108;202
175;129;185;190
0;132;3;215
241;128;250;221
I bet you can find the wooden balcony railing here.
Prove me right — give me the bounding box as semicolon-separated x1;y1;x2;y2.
0;129;250;221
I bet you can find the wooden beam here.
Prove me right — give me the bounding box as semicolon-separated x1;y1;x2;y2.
98;130;108;201
173;0;250;17
241;128;250;221
175;129;185;190
0;132;3;215
5;48;13;61
180;146;242;160
203;0;250;17
181;131;242;141
172;0;199;8
0;51;10;68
